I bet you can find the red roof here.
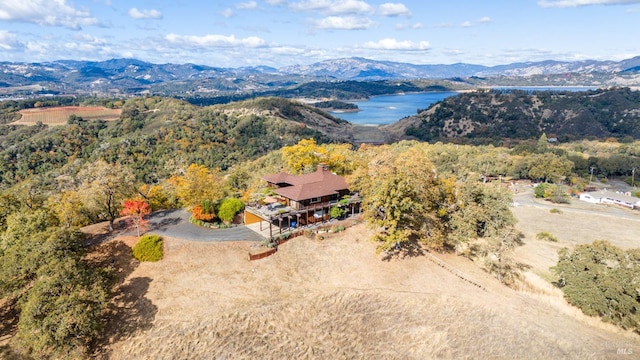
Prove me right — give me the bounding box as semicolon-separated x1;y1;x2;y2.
262;165;348;202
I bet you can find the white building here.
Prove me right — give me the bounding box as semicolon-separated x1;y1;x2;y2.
579;190;640;209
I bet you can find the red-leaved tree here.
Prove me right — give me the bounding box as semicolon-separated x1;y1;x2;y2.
121;198;151;237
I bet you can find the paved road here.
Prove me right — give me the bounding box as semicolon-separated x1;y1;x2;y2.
129;209;265;242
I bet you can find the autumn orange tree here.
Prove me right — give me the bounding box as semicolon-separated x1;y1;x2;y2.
120;198;151;237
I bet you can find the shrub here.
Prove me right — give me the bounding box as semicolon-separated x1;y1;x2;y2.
132;234;164;261
330;205;345;219
536;231;558;242
191;204;215;222
549;208;562;214
218;198;245;223
534;183;549;198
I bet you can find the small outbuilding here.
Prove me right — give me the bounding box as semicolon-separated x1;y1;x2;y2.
579;190;640;209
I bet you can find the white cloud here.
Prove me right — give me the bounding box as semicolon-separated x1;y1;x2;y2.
0;30;23;50
164;33;266;48
271;46;307;55
459;17;491;28
290;0;373;15
362;38;429;50
538;0;640;7
237;1;258;9
314;16;374;29
0;0;98;30
378;3;411;16
129;8;163;20
265;0;286;4
221;8;235;18
73;33;108;45
395;21;423;30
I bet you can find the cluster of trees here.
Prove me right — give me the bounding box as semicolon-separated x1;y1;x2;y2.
345;142;521;284
312;100;359;111
0;205;111;358
554;241;640;332
0;96;339;187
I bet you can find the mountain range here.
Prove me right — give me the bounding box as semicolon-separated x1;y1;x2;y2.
1;56;640;97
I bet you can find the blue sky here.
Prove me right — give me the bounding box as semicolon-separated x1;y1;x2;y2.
0;0;639;68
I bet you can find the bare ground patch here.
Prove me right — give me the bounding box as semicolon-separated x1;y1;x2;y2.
13;106;122;126
103;225;638;359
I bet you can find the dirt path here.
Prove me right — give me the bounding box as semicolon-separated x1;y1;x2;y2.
101;224;638;359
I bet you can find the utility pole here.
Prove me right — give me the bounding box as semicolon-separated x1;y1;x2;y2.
632;167;636;188
589;166;595;184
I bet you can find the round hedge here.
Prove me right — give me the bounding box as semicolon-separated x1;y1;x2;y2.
132;234;164;262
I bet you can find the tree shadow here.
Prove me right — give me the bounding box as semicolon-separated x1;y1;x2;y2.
146;209;184;232
82;217;130;247
0;298;24;359
0;344;32;360
88;240;158;359
147;217;182;232
381;239;426;262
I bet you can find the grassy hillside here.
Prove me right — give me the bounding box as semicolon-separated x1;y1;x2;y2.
391;87;640;143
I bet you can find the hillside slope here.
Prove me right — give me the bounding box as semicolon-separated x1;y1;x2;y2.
102;225;637;359
385;87;640;143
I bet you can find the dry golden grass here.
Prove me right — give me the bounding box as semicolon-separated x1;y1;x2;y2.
99;224;638;359
13;106;122;126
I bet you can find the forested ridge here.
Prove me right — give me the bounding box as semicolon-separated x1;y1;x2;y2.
400;87;640;143
0;96;350;187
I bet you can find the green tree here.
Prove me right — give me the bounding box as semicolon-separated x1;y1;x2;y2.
356;147;454;252
554;241;640;331
77;160;136;231
527;153;574;183
16;257;109;359
0;209;111;358
0;191;20;232
449;182;515;246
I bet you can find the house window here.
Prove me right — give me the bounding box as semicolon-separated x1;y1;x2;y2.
309;197;321;204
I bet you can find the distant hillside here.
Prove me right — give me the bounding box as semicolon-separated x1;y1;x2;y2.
2;56;640;98
386;87;640;143
0;96;353;187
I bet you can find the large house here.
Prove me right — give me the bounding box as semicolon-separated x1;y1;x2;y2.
262;164;350;211
579;190;640;209
244;164;360;237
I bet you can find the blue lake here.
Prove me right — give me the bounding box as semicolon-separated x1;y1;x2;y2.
330;92;458;125
330;87;597;125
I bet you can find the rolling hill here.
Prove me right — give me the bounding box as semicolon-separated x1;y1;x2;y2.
385;87;640;143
